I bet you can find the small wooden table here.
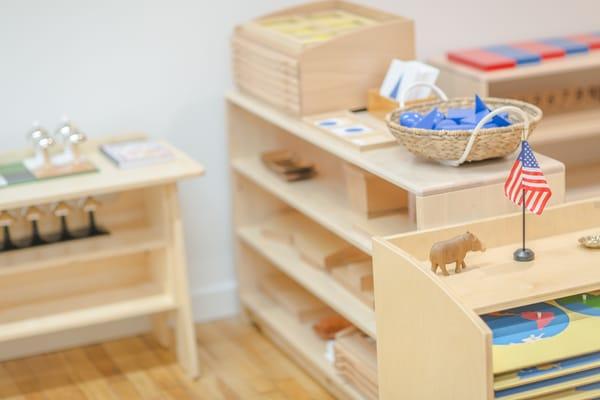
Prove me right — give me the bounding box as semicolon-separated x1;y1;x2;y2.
0;134;202;378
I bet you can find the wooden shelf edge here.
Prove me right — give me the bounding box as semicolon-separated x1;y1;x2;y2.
238;225;377;338
0;284;176;342
241;290;367;400
0;228;167;277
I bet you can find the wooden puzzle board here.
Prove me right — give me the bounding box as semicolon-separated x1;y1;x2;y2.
304;110;397;151
257;10;375;44
0;159;97;189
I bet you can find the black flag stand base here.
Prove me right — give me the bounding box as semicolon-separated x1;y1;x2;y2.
514;185;535;262
514;247;535;262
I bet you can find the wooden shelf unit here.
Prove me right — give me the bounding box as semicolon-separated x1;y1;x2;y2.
0;135;203;378
430;55;600;202
228;91;566;399
372;198;600;399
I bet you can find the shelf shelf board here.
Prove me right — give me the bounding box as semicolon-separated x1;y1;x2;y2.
421;227;600;314
566;161;600;202
241;290;367;400
0;228;166;276
0;284;175;342
532;108;600;145
232;156;412;254
227;90;564;196
0;136;204;211
238;225;376;338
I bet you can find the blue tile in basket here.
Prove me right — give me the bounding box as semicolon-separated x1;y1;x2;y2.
447;108;473;122
414;107;439;129
434;119;458;130
399;112;422;127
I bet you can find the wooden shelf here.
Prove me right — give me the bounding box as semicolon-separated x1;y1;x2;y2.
566;161;600;201
238;225;376;338
0;228;166;276
241;290;366;400
0;135;204;211
532;108;600;145
372;198;600;399
232;156;412;254
0;284;175;342
418;227;600;314
227;91;564;196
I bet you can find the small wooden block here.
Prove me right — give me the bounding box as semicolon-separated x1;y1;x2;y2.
260;274;332;323
261;150;315;182
293;222;369;270
343;163;408;219
331;261;375;308
312;314;352;340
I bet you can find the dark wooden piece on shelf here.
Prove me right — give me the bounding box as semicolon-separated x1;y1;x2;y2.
261;150;316;182
0;211;17;251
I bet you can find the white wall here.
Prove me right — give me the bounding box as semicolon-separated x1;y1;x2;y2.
1;0;599;322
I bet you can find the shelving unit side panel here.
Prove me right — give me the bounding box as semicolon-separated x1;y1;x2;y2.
372;238;493;400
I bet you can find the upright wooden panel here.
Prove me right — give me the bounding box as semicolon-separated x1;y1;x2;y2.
372;238;493;400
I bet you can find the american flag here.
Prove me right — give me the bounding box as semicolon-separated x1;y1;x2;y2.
504;141;552;215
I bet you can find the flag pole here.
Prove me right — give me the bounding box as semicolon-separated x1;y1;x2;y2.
514;140;535;262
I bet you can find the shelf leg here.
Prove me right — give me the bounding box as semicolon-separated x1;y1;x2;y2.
164;184;200;379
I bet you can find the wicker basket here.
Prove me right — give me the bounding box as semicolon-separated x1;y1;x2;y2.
386;88;543;165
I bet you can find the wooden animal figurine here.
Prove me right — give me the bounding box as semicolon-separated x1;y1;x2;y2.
430;232;485;276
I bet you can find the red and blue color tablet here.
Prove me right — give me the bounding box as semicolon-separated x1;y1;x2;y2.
448;32;600;71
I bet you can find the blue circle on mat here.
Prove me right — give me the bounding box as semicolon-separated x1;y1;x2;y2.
556;293;600;317
482;302;569;346
319;119;338;126
345;127;365;133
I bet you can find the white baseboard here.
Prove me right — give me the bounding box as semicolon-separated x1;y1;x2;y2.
191;280;239;322
0;280;239;361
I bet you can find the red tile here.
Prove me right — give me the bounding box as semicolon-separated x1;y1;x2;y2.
447;49;516;71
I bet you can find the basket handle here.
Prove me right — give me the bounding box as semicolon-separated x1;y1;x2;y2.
399;82;448;108
441;105;530;167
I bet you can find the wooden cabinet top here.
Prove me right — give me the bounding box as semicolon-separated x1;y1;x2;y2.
0;134;204;210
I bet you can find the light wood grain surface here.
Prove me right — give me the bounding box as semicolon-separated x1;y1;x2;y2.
227;91;564;196
0;318;334;400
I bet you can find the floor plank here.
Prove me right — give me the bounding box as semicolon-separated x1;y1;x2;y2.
0;317;334;400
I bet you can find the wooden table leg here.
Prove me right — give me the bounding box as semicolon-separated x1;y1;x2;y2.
164;184;200;379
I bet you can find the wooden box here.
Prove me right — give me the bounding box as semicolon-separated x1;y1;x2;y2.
343;162;409;218
372;198;600;399
232;1;415;115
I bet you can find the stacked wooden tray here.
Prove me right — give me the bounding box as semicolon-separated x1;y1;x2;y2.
334;328;378;399
232;1;414;115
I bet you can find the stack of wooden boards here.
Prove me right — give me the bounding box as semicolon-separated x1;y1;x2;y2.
484;292;600;400
334;328;378;400
231;0;414;115
260;211;374;308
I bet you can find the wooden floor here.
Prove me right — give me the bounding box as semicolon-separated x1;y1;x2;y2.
0;318;334;400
